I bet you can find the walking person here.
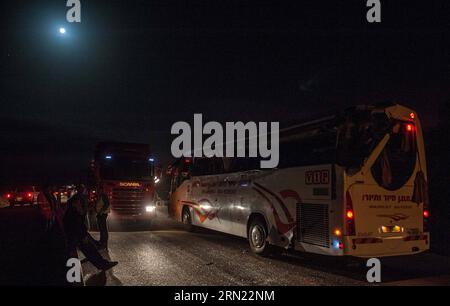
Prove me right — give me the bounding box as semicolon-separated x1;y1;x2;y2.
64;184;118;271
95;186;110;250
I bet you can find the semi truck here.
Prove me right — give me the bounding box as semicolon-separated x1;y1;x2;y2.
90;142;157;225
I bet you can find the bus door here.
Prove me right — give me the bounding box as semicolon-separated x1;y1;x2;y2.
223;157;262;237
190;157;226;231
217;169;245;236
168;159;192;220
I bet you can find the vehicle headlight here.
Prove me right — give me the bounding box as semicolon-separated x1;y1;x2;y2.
145;205;156;213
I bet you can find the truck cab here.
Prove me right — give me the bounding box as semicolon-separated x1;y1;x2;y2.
90;142;157;224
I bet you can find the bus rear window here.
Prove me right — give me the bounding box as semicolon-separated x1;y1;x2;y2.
371;121;417;190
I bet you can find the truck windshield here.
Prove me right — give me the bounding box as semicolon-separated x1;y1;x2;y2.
99;157;152;181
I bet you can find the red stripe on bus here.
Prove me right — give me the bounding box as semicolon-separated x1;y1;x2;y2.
253;183;295;224
252;187;295;235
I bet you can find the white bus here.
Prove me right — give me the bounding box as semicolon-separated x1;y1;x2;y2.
168;103;430;257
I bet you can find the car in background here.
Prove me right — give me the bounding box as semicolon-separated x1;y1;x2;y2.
0;196;10;208
6;186;40;207
56;185;76;204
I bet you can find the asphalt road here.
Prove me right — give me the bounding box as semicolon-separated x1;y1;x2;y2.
1;206;449;286
82;208;450;286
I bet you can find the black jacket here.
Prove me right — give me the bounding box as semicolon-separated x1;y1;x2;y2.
63;194;88;244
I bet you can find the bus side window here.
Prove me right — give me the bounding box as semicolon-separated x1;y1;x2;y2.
222;157;234;173
214;158;224;175
192;157;224;176
229;157;260;172
192;158;205;176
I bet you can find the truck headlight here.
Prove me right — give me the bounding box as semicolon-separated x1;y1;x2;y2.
145;205;156;213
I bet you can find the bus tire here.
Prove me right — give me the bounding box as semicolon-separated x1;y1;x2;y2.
248;217;270;256
182;206;195;232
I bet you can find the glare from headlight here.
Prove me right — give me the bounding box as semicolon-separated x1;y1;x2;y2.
200;203;212;210
145;205;156;213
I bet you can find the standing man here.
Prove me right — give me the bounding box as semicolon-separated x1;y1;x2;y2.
64;184;117;271
37;184;58;230
95;186;110;250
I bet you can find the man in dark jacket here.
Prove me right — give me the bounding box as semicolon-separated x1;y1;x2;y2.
64;184;118;271
95;186;110;250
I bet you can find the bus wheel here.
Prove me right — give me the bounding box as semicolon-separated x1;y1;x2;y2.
248;218;270;256
182;206;194;232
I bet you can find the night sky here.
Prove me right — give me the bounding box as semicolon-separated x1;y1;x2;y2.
1;0;449;185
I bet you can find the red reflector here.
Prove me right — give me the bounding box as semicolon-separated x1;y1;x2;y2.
185;158;191;164
345;191;356;236
346;210;354;219
423;210;429;218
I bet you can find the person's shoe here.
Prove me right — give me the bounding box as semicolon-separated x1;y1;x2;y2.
100;261;118;271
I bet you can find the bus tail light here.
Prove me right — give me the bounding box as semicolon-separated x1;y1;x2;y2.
423;185;430;232
345;191;356;236
423;209;429;232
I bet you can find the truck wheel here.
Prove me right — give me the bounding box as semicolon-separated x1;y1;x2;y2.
248;217;270;256
182;207;195;232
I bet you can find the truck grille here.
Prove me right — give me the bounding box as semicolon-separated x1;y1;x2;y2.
111;188;145;215
297;203;330;248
